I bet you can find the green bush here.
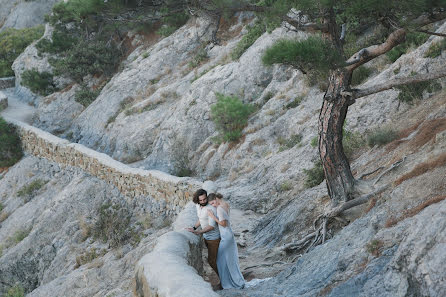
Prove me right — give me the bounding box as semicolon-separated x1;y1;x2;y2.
262;36;344;71
156;8;189;37
0;117;23;167
156;25;178;37
5;284;25;297
210;93;256;142
49;0;105;24
366;127;398;147
304;159;325;188
310;136;318;148
50;40;120;83
21;69;58;96
75;248;106;267
386;32;429;62
17;179;47;201
285;96;303;109
92;202;140;247
343;129;366;159
278;134;302;152
189;46;209;68
11;228;31;244
278;180;292;192
424;39;446;58
351;65;372;86
75;85;102;107
263;36;344;90
0;26;44;77
396;80;442;103
231;21;266;60
36;30;78;55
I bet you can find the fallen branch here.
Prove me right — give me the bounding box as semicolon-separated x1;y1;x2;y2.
359;166;384;180
374;157;406;185
325;184;390;218
280;231;317;251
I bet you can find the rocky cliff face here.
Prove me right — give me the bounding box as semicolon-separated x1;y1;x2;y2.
0;0;58;31
13;15;445;215
0;156;173;296
3;5;446;297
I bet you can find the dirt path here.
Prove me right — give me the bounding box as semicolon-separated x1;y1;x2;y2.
199;206;290;294
0;88;36;124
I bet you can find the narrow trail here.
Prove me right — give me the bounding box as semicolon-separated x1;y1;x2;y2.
0;88;36;124
0;86;277;294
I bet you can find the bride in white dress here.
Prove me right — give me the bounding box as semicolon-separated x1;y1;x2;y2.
207;193;245;289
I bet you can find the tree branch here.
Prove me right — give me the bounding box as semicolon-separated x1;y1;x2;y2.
345;28;406;71
352;68;446;99
325;184;390;218
416;29;446;38
282;15;329;33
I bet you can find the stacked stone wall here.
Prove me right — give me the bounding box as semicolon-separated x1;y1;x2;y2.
0;77;15;89
7;118;201;212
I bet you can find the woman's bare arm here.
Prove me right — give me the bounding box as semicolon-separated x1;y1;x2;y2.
207;209;227;227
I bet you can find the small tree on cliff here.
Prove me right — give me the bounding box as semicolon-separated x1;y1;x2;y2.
209;0;446;249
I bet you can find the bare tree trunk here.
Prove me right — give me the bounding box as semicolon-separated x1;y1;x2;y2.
318;69;355;206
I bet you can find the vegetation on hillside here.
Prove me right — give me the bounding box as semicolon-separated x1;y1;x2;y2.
0;117;23;167
26;0;190;102
211;93;256;142
0;26;44;77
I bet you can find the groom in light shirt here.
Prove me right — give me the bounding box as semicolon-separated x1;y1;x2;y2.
187;188;221;277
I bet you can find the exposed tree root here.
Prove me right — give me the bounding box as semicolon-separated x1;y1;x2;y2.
280;158;406;253
244;261;287;270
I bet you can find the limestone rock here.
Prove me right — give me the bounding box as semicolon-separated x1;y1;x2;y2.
0;0;58;31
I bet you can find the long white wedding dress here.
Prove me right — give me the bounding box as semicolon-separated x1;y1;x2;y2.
216;206;245;289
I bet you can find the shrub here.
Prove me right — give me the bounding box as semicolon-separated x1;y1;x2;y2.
156;25;178;37
231;21;266;60
386;32;429;62
17;179;47;201
5;285;25;297
310;136;318;147
343;129;366;159
210;93;256;142
75;85;102;107
278;134;302;152
262;36;344;72
49;0;105;24
396;79;442;103
189;45;208;68
285;96;304;109
0;117;23;167
75;248;106;267
36;30;78;55
424;39;446;58
0;26;44;77
278;181;292;192
366;239;384;257
304;159;325;188
0;202;3;212
11;228;31;244
21;69;58;96
366;127;398;147
351;66;372;86
50;40;120;83
171;137;194;177
156;8;189;37
92;202;139;247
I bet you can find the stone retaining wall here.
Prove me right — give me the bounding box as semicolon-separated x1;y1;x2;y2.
0;77;15;89
6;118;201;212
134;202;218;297
0;92;7;111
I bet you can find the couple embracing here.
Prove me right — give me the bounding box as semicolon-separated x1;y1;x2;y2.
186;189;245;290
